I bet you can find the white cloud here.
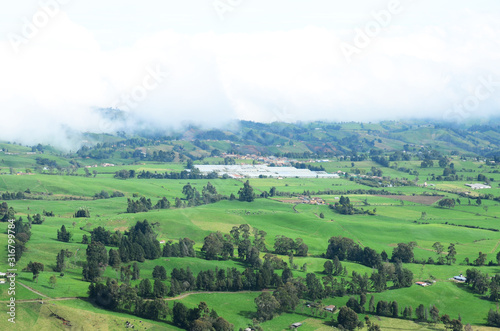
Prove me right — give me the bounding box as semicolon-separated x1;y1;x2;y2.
1;4;500;149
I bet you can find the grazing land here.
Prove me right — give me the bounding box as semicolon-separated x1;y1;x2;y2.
2;120;500;330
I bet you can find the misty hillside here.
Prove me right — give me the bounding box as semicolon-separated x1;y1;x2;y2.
2;120;500;170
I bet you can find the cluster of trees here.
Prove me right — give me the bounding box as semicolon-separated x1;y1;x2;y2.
201;225;267;268
118;220;161;263
169;267;196;296
162;238;196;258
172;301;234;331
0;191;26;200
74;207;91;218
201;232;237;261
488;309;500;327
126;196;171;213
36;157;58;168
0;202;15;222
438;198;456;208
54;249;72;272
88;280;169;322
326;236;383;268
371;155;390;167
93;190;125;199
57;225;72;242
273;236;308;256
181;182;224;207
465;269;500;302
90;226;122;246
238;180;255;202
325;237;413;291
330;196;376;215
11;217;31;262
27;213;44;224
82;220;161;282
194;265;289;294
335;296;466;330
43;210;55;217
148;150;176;162
114;169;136;179
82;241;108;282
25;261;44;282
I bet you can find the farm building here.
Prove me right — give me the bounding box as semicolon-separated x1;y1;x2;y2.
454;275;467;282
194;165;340;179
324;305;336;312
416;281;431;287
465;183;491;190
290;322;302;328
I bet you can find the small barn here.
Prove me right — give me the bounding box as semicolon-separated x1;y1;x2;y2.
324;305;336;312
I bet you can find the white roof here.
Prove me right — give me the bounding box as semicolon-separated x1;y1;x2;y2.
194;165;339;178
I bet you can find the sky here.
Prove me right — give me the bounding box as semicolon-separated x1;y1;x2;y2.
1;0;500;149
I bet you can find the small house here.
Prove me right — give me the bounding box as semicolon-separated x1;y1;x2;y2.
454;274;466;282
324;305;336;312
290;322;302;329
416;281;430;287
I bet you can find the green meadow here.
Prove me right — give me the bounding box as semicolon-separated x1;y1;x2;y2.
1;145;500;330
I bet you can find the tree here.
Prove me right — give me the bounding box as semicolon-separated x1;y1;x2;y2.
182;183;195;200
391;301;399;318
369;295;375;313
108;249;121;269
393;264;413;288
439;157;450;168
324;260;333;275
27;261;44;282
132;262;140;280
391;243;414;263
49;275;57;288
415;304;425;321
238;180;255;202
490;275;500;301
153;265;167;280
74;207;90;218
337;306;359;330
202;232;225;260
432;242;445;264
306;273;324;300
273;282;299;312
173;302;189;328
57;225;72;242
153;279;167;298
255;292;280;321
438;198;456;208
54;249;66;272
487;309;500;327
447;243;457;265
346;296;361;313
430;305;440;323
474;252;487;266
138;279;152;297
82;241;108;282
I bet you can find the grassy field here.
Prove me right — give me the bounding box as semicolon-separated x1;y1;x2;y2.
1;146;500;330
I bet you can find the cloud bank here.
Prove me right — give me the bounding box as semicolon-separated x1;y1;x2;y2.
1;4;500;149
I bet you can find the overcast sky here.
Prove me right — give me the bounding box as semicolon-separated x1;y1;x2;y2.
1;0;500;148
